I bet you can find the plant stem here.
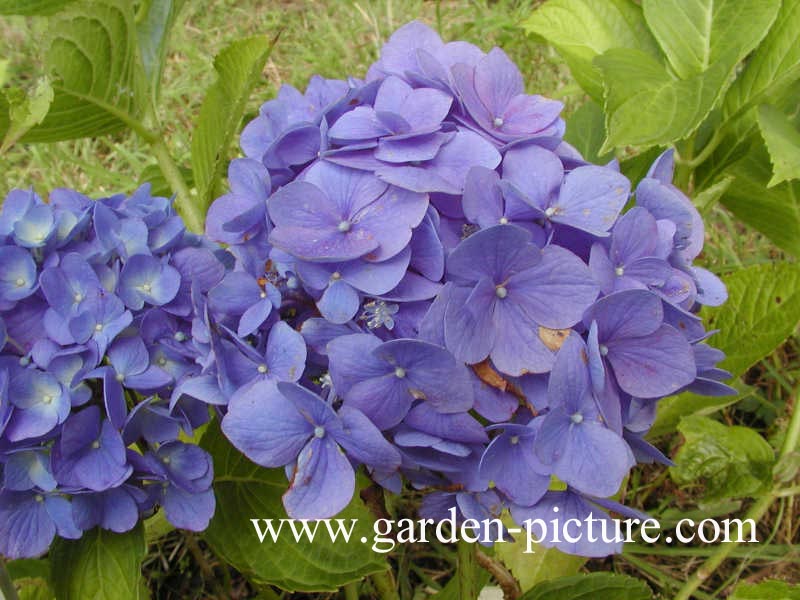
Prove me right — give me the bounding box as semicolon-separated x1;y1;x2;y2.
344;581;360;600
475;548;520;600
0;560;19;600
674;391;800;600
677;126;726;170
457;541;478;600
370;570;399;600
150;137;203;233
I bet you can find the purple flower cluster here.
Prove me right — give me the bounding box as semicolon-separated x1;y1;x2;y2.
203;21;732;557
0;186;225;558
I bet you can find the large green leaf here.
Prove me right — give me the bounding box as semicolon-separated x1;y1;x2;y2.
671;416;774;501
563;100;613;164
50;523;147;600
136;0;185;102
520;573;652;600
522;0;660;101
724;0;800;119
720;144;800;256
596;48;733;151
757;104;800;187
191;35;276;220
200;422;387;592
0;0;76;14
730;580;800;599
702;262;800;375
642;0;779;80
1;0;146;143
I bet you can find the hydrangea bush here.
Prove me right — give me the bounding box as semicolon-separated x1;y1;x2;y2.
0;185;225;558
197;21;733;558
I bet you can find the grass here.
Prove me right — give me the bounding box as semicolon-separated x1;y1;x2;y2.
1;1;798;598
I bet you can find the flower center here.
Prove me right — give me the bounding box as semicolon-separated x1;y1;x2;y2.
35;494;44;503
510;435;519;445
73;293;83;302
259;291;267;298
14;277;25;287
544;207;556;218
142;283;152;293
614;266;625;277
331;271;342;281
314;426;326;439
499;217;509;225
116;372;125;382
95;323;104;332
570;412;584;424
599;344;609;356
257;364;268;374
157;357;167;367
493;116;504;128
91;440;101;449
394;367;406;378
174;332;186;342
42;394;53;405
337;220;352;233
495;286;508;299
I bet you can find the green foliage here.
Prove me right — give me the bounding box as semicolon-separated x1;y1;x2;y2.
493;513;586;592
757;104;800;187
5;559;54;600
0;0;76;15
190;35;276;217
200;422;387;592
702;262;800;376
520;572;652;600
730;580;800;599
1;77;53;152
563;100;613;164
50;523;147;600
135;0;185;104
522;0;659;101
11;0;146;143
671;415;775;501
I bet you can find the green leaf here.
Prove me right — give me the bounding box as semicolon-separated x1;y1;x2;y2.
642;0;779;80
522;0;660;101
136;0;185;102
693;174;733;212
434;568;491;599
200;422;387;592
719;144;800;256
701;262;800;375
730;580;800;599
3;0;146;143
494;514;585;592
191;35;276;220
671;415;775;501
1;77;53;152
520;573;652;600
50;523;147;600
757;104;800;186
596;47;733;152
0;0;76;14
724;0;800;119
651;381;754;439
563;101;613;164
